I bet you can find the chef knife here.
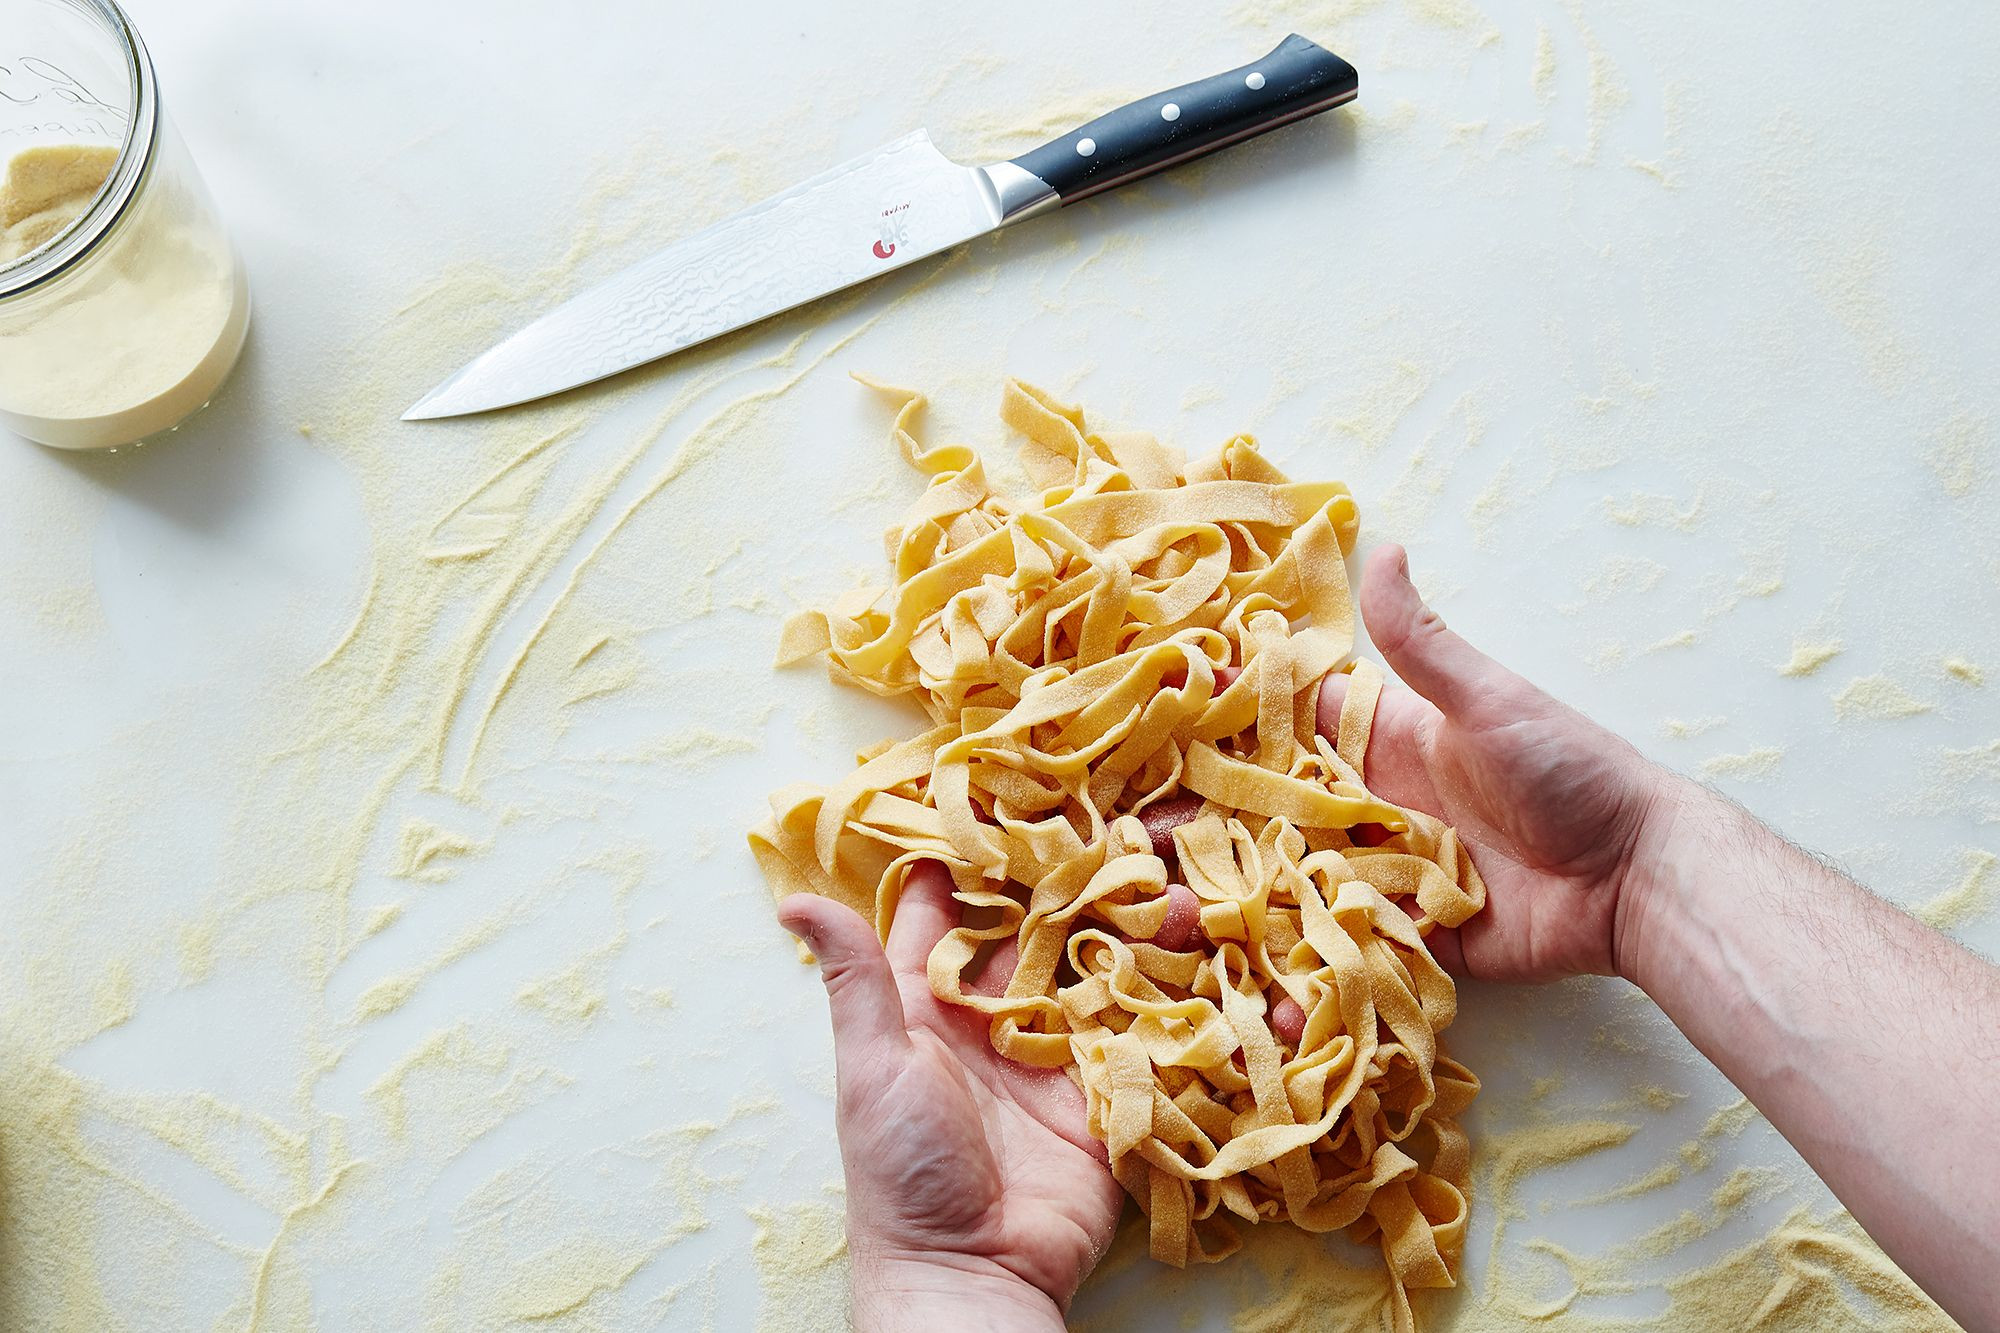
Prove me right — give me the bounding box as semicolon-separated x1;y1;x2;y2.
403;35;1358;421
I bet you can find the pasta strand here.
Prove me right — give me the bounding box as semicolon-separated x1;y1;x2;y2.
752;380;1487;1328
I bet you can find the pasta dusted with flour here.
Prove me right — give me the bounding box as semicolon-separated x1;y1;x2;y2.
753;379;1486;1327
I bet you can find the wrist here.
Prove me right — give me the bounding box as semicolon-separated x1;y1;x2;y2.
1609;771;1716;989
851;1251;1067;1333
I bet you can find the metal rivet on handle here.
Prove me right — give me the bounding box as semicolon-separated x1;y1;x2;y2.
1245;71;1266;90
1077;138;1097;157
1161;103;1181;122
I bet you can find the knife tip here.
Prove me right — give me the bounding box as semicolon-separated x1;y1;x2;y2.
401;386;457;421
404;363;517;420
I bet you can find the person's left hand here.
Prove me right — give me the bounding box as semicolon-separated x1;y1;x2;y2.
778;860;1125;1332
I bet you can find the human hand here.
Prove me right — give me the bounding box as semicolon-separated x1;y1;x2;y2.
778;861;1124;1333
778;540;1672;1329
1318;544;1675;983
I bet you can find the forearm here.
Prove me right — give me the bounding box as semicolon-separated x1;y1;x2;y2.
851;1254;1067;1333
1617;777;2000;1331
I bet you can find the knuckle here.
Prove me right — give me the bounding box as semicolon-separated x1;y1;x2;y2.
1410;601;1450;644
819;953;867;994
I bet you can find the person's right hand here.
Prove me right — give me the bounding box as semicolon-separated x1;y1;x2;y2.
1316;549;2000;1333
1317;544;1677;983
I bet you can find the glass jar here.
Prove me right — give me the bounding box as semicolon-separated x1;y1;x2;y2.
0;0;249;450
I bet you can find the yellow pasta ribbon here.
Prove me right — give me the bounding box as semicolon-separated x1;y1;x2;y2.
751;379;1487;1330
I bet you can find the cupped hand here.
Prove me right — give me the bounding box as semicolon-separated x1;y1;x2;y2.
781;541;1669;1330
1319;544;1673;983
778;861;1124;1332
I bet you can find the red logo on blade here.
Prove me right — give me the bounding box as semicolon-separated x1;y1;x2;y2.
872;239;896;259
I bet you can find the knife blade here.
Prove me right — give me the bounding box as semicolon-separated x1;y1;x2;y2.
404;35;1358;421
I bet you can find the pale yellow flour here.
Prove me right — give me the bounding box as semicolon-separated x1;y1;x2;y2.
1832;674;1933;721
1923;410;1988;498
0;142;249;449
1530;26;1556;102
1942;657;1983;687
0;116;991;1332
1699;748;1784;781
1603;489;1704;530
1779;639;1843;678
750;1198;851;1331
0;143;116;263
1912;851;1998;930
5;24;1990;1325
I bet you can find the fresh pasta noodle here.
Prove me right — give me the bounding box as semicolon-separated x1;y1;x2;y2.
752;378;1486;1330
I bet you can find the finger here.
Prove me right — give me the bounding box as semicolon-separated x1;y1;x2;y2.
1270;995;1306;1048
1425;922;1467;976
1139;793;1206;862
966;933;1020;998
1390;884;1467;974
885;859;960;976
1360;544;1522;723
779;894;912;1064
1315;669;1447;816
1317;670;1351;740
1150;883;1201;952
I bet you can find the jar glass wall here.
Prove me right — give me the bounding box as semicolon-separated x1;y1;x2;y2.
0;0;249;450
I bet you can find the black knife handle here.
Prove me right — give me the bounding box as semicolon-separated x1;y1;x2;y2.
1007;35;1357;205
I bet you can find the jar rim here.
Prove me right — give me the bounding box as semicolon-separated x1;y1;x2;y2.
0;0;160;299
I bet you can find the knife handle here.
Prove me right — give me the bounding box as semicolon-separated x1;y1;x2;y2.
1005;35;1357;207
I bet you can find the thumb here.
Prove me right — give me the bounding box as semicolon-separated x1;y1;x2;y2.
1361;544;1521;722
779;894;912;1071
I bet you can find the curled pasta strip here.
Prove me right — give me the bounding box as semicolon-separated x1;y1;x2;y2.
753;379;1487;1330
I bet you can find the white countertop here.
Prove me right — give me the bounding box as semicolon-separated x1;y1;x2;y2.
2;0;1995;1327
